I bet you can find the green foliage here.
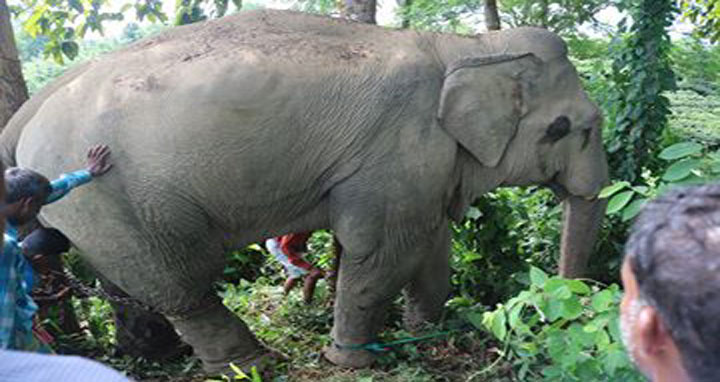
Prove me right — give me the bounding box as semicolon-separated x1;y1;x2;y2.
13;0;165;63
667;90;720;144
477;268;643;381
206;363;263;381
290;0;342;15
680;0;720;42
671;38;720;95
450;188;562;306
606;0;678;182
10;0;241;63
399;0;616;34
175;0;209;25
602;140;720;221
498;0;616;34
19;23;167;94
399;0;482;33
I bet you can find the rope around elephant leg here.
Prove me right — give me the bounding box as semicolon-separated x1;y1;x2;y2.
333;325;474;354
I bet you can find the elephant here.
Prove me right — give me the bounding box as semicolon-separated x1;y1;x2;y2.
0;10;608;371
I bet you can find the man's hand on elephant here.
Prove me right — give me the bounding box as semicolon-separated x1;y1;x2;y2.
86;145;113;177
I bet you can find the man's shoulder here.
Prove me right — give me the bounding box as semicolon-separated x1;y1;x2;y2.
0;350;130;382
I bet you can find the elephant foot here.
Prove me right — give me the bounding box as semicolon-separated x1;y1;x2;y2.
323;343;376;369
403;303;443;334
168;297;267;374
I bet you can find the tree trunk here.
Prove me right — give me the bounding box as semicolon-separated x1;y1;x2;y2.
343;0;377;24
484;0;501;30
0;0;28;128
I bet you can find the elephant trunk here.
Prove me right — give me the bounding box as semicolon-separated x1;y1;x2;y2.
558;195;607;278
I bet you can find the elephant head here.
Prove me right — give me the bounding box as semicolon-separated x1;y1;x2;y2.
438;29;608;277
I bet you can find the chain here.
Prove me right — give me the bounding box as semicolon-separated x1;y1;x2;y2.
54;269;157;313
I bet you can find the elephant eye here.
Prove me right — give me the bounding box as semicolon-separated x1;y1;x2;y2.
541;116;571;144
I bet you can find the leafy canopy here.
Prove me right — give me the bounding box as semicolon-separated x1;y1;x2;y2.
9;0;241;63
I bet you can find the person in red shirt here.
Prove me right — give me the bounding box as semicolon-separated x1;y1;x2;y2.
266;232;337;303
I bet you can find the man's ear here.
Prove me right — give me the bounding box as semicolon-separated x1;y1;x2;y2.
637;306;674;356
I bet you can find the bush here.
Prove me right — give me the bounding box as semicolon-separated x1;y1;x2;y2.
667;91;720;146
474;267;643;381
450;188;562;306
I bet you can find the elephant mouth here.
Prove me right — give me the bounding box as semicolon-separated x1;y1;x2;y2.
544;173;570;200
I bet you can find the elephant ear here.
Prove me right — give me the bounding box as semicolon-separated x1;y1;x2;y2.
438;53;543;167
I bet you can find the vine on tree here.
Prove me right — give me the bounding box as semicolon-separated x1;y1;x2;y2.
606;0;677;182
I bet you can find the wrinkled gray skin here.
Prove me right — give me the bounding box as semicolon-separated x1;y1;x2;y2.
0;10;608;371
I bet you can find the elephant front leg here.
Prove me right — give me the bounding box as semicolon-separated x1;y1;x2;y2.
403;222;452;331
324;239;421;368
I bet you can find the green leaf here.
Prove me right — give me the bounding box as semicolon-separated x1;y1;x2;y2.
567;280;591;295
545;298;565;322
491;311;507;340
529;266;548;287
621;198;647;222
662;159;702;181
465;206;481;220
604;346;629;375
545;279;572;300
631;185;649;195
599;181;630;198
606;191;634;215
658;142;702;160
228;363;250;379
466;311;484;330
68;0;84;13
250;366;262;382
60;41;79;60
508;303;524;329
591;290;614;312
562;298;584;320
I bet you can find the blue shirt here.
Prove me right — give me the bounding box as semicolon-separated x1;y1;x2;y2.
46;170;93;204
0;170;92;350
0;349;131;381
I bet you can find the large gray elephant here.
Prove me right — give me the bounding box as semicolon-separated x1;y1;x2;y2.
0;10;607;371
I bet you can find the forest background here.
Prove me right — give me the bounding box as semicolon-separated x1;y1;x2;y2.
2;0;720;380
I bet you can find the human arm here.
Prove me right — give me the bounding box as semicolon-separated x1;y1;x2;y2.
45;145;112;205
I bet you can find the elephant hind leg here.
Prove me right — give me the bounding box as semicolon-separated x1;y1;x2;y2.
62;217;271;374
167;296;282;375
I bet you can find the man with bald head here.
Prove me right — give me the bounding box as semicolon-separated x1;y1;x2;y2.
621;184;720;382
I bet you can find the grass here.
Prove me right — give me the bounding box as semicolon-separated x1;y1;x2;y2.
63;268;509;381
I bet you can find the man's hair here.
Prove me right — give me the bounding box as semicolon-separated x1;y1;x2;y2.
626;184;720;382
22;228;70;257
5;168;51;203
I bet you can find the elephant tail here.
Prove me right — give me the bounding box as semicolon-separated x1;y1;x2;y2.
0;61;94;168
